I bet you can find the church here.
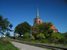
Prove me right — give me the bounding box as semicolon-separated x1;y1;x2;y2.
32;9;58;34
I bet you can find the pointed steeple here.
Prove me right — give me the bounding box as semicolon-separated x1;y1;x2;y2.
34;8;42;26
36;8;40;18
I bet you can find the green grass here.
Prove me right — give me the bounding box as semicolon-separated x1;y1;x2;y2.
0;38;19;50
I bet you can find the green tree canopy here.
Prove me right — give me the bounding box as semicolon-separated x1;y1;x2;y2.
0;16;12;35
62;32;67;44
50;32;64;43
63;32;67;39
32;22;53;39
14;22;31;37
36;33;45;40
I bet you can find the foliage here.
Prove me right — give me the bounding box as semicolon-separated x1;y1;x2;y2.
14;21;67;45
40;39;49;43
14;22;31;37
50;32;64;43
62;32;67;44
6;32;10;37
36;33;45;40
0;16;12;35
0;38;18;50
63;32;67;39
32;22;53;39
23;32;30;39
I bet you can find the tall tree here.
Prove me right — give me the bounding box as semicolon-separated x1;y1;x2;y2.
0;16;12;35
63;32;67;44
32;22;53;38
14;22;31;37
50;32;63;43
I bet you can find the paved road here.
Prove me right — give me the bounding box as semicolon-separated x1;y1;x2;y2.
12;42;48;50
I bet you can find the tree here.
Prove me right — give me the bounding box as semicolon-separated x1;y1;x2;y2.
62;32;67;44
36;33;45;40
50;32;63;43
36;22;53;38
6;32;10;37
23;32;30;40
63;32;67;39
0;16;12;36
32;22;53;40
14;22;31;37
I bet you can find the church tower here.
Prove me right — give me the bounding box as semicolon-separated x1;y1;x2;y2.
34;8;42;25
32;8;58;34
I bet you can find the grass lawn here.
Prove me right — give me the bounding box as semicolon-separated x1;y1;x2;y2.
0;38;19;50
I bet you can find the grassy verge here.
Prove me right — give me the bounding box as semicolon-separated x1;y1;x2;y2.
15;38;67;47
11;39;67;50
0;38;19;50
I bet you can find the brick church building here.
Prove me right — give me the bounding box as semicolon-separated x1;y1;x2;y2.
32;9;58;33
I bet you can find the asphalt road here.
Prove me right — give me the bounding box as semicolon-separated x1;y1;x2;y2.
12;42;48;50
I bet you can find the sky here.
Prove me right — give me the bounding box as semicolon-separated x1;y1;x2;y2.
0;0;67;34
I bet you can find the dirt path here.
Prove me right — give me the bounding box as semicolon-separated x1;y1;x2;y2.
12;41;47;50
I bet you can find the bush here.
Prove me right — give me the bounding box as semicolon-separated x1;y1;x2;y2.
23;33;30;40
40;39;49;43
36;33;45;40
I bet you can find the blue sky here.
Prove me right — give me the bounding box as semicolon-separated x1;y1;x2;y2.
0;0;67;33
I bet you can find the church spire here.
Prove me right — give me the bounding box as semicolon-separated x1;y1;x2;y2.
36;8;40;18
